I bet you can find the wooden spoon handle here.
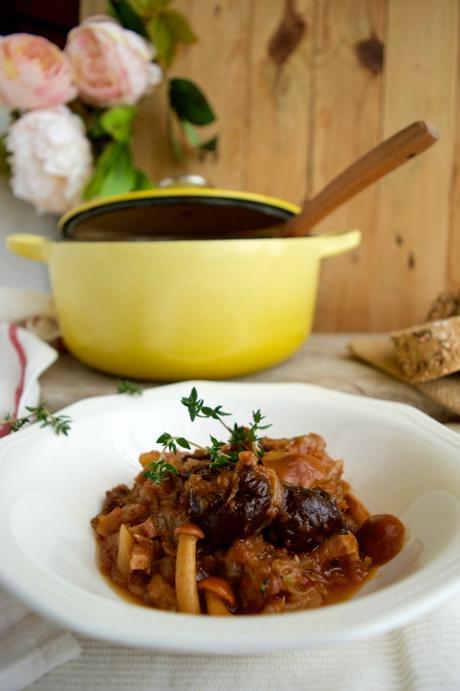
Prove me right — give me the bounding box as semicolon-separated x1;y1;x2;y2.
282;121;438;238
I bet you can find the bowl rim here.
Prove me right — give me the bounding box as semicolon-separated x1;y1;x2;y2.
1;381;460;654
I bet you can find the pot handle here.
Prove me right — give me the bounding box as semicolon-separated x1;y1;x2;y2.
6;234;51;263
312;229;361;259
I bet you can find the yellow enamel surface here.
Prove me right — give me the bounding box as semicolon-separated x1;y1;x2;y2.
6;230;360;380
6;234;51;262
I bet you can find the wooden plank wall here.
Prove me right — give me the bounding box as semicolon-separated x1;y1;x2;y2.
82;0;460;332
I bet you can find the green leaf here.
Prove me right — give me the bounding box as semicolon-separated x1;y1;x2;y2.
143;459;178;484
181;119;200;148
162;8;197;44
199;135;219;153
147;15;174;66
169;78;215;126
86;112;106;140
0;137;10;176
157;432;173;445
176;437;191;450
83;142;137;200
117;378;143;395
108;0;148;37
130;0;172;16
24;405;72;436
134;168;153;190
100;105;137;143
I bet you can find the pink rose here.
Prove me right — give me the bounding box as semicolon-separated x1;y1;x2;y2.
65;17;162;108
0;34;77;111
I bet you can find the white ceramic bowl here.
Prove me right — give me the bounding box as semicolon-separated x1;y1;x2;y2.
1;381;460;655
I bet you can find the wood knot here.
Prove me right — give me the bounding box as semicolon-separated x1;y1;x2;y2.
354;35;384;75
268;0;307;68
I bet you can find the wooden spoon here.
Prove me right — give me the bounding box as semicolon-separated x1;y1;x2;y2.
69;122;437;241
269;121;438;238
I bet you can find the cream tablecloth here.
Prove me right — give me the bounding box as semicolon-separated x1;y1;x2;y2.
29;592;460;691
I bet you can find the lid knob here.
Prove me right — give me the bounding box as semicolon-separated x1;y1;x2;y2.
157;174;213;189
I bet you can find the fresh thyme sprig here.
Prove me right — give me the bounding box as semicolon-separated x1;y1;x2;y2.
181;388;271;451
117;379;143;395
143;387;271;484
208;436;239;469
142;388;273;483
143;459;179;484
142;432;197;484
181;387;232;429
1;405;72;436
156;432;193;453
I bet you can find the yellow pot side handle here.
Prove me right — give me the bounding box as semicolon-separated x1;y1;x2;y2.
312;229;361;259
6;234;51;263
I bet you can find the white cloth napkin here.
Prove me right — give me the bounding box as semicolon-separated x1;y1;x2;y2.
0;321;81;689
0;588;81;691
0;323;57;436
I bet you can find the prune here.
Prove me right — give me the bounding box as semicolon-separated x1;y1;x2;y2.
268;486;344;552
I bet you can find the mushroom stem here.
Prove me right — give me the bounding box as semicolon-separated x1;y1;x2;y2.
117;523;134;578
174;523;204;614
204;590;232;616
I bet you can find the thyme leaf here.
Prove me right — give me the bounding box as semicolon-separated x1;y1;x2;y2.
181;386;231;428
143;459;179;484
0;405;73;436
156;432;191;454
117;379;143;395
26;405;72;436
208;435;238;469
144;388;272;483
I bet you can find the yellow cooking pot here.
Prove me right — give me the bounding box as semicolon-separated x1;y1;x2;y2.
7;188;360;380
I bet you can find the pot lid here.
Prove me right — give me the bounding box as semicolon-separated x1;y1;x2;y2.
59;187;298;241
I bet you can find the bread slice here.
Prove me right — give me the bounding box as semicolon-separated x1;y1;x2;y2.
427;290;460;320
391;316;460;382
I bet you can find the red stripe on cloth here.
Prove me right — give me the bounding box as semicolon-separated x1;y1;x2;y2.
0;325;28;438
10;324;27;416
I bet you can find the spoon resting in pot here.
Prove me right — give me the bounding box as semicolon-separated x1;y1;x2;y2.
60;121;437;242
265;120;438;238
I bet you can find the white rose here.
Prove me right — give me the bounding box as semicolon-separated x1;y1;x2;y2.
6;106;93;215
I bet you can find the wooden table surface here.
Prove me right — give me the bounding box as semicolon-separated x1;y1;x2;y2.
41;333;455;424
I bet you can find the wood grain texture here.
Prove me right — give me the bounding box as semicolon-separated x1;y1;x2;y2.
285;122;437;237
80;0;460;332
244;0;313;203
370;0;459;330
447;6;460;289
308;0;384;331
145;0;252;189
